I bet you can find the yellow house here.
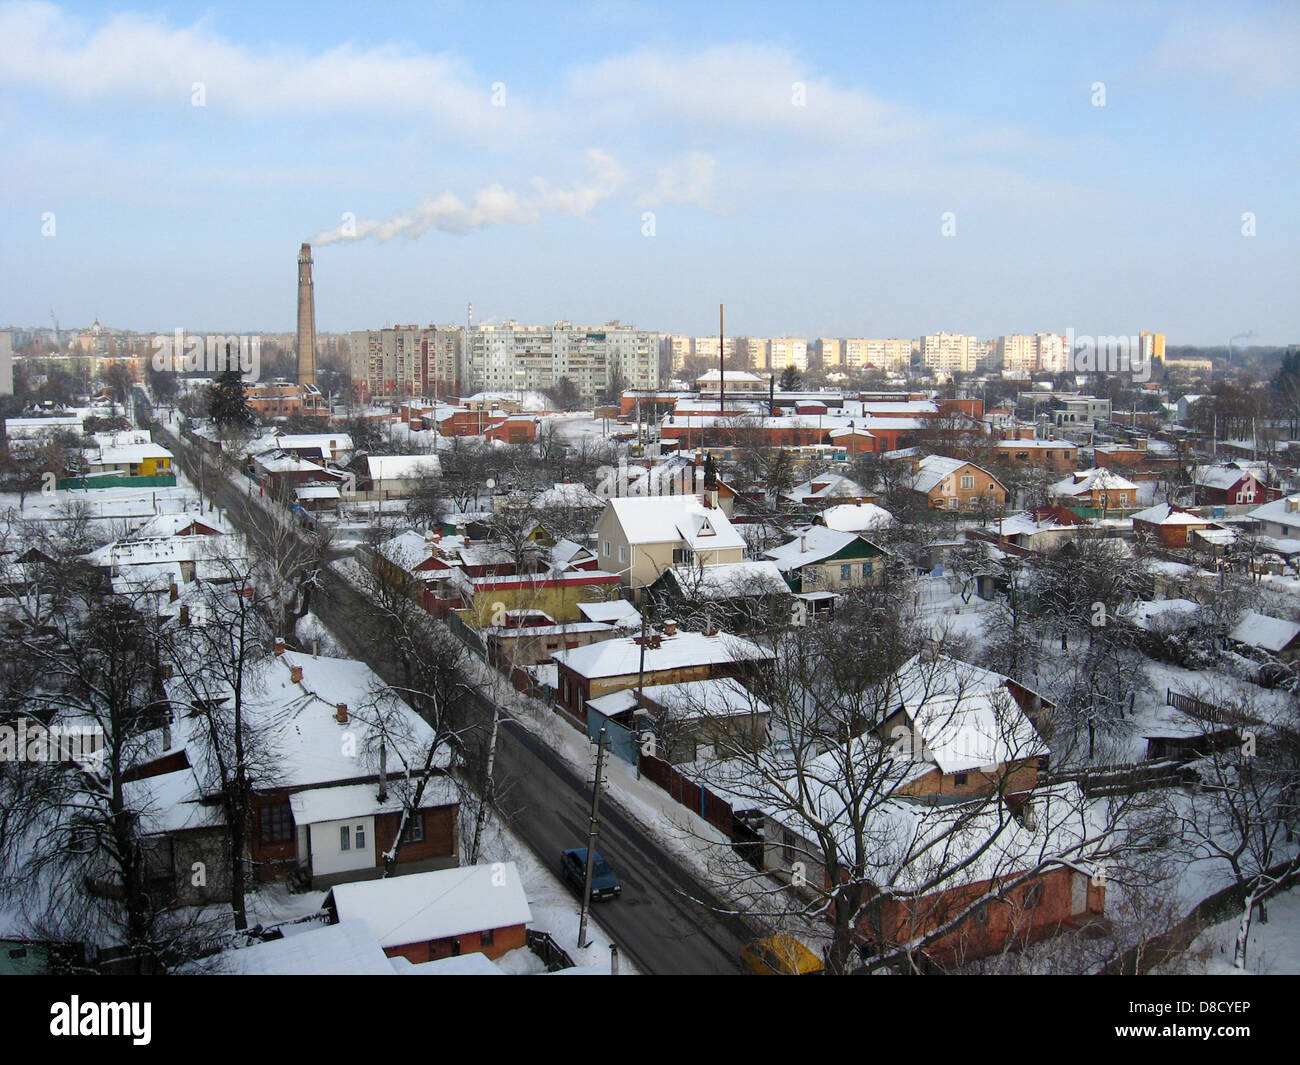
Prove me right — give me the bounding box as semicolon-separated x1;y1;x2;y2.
85;442;174;477
595;495;746;589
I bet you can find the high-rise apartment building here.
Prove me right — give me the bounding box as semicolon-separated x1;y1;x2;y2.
921;333;981;373
764;337;809;372
842;338;912;372
814;338;841;369
352;320;657;402
692;336;736;364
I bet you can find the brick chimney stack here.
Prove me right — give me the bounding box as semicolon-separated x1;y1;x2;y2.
296;243;317;388
335;703;349;724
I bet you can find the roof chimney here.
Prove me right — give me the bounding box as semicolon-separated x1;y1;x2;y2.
290;664;303;684
274;637;286;656
663;619;678;637
335;703;349;724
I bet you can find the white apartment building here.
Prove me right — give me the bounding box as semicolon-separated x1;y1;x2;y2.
765;337;809;372
998;334;1038;374
692;336;736;363
921;333;981;373
815;338;842;369
841;338;912;372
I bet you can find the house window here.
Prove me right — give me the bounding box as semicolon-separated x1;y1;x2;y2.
618;545;626;563
960;475;975;490
972;902;989;924
602;540;611;557
401;814;424;844
782;830;797;864
953;772;968;786
1024;882;1044;909
840;564;851;581
862;562;871;579
354;824;366;850
479;929;495;947
340;825;351;851
260;802;293;845
673;547;695;565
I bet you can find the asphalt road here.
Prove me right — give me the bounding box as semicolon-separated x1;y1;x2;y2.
154;406;753;973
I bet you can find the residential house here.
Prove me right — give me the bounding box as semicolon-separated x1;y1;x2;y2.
552;623;773;722
1192;462;1280;507
594;495;745;589
1049;467;1139;512
909;455;1007;511
1131;503;1223;550
586;676;771;764
764;526;886;593
325;863;532;963
128;645;461;899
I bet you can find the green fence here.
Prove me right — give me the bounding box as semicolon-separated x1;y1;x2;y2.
57;473;178;490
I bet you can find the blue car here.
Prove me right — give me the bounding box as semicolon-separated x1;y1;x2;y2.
560;848;622;901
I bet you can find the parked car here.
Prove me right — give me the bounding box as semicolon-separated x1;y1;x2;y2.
560;848;622;901
740;935;824;975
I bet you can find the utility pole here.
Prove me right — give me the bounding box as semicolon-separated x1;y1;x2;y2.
578;728;608;949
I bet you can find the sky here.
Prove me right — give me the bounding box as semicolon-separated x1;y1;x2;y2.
1;0;1297;344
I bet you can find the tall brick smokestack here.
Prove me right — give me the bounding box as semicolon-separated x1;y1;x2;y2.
297;242;316;387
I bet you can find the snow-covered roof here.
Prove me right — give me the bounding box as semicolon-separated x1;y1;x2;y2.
1193;464;1256;490
552;629;773;679
289;782;419;825
821;503;894;533
87;442;172;466
329;863;532;948
910;454;972;494
1050;466;1138;497
1247;496;1300;528
785;472;868;502
1132;503;1212;526
532;482;604;509
664;559;790;598
1230;610;1300;652
216;920;394;976
892;654;1047;774
367;455;441;481
606;495;744;551
577;599;642;628
764;526;864;570
168;650;449;794
391;952;504;975
123;766;221;835
277;433;354;458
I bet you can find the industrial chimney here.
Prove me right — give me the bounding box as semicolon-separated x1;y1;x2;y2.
296;243;317;388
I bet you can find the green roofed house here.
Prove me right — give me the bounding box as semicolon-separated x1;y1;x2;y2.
763;526;886;593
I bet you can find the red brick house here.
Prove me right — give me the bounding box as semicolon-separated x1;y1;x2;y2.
1192;463;1282;507
1131;503;1222;550
325;863;532;963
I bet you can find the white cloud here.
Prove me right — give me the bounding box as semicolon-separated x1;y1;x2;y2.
567;42;923;146
0;1;519;134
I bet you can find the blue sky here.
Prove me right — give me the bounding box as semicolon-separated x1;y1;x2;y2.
2;0;1297;344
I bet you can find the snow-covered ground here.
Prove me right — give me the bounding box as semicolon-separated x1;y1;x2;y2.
1168;884;1300;975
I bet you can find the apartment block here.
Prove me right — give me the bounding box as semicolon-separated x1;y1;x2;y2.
921;333;981;373
765;337;809;372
